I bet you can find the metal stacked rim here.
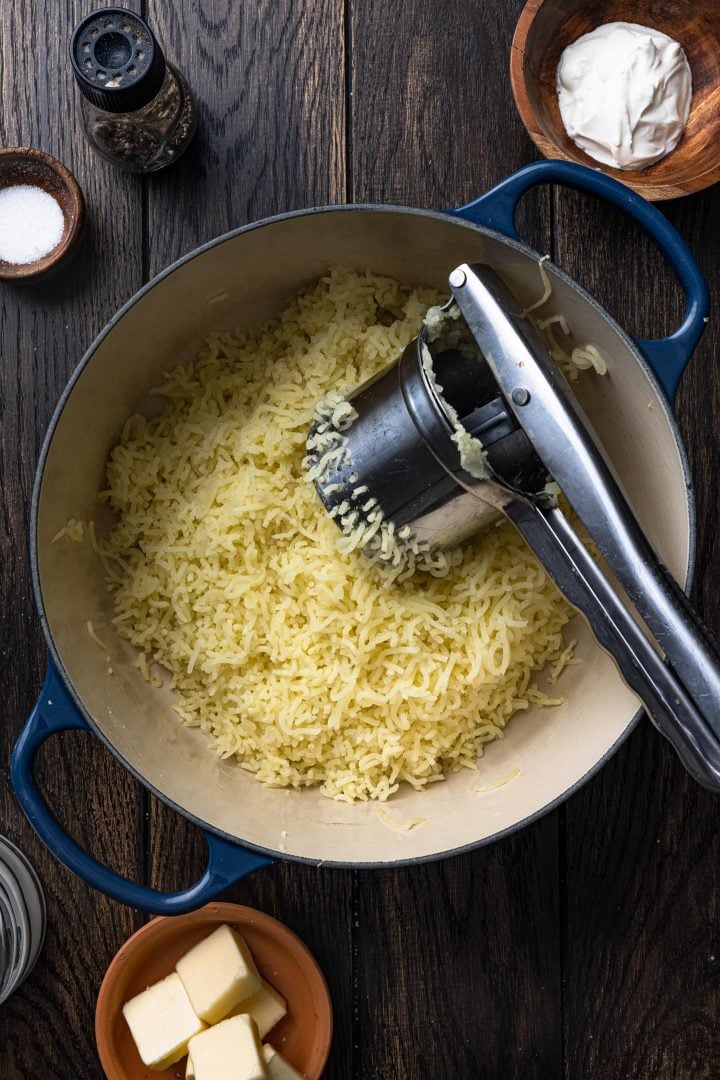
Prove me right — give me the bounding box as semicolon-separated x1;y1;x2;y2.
0;835;46;1004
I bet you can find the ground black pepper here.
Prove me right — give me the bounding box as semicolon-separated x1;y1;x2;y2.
70;8;197;174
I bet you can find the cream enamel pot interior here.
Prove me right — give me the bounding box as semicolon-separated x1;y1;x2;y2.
11;161;710;914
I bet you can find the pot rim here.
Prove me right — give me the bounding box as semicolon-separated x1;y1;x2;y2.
29;201;697;868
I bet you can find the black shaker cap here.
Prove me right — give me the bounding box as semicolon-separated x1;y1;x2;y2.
70;7;166;113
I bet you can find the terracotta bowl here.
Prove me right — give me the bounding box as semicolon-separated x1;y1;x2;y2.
511;0;720;200
0;147;86;281
95;904;333;1080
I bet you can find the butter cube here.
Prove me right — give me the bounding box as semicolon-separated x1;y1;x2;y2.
262;1045;306;1080
228;980;287;1037
187;1056;195;1080
187;1014;268;1080
122;972;206;1070
176;924;262;1023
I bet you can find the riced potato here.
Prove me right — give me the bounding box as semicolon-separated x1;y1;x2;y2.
99;269;573;802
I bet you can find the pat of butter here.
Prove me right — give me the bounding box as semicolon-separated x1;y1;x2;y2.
228;980;287;1038
176;924;262;1024
262;1045;306;1080
122;972;206;1070
187;1014;268;1080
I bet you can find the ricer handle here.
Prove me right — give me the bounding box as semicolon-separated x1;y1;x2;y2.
505;500;720;792
450;260;720;787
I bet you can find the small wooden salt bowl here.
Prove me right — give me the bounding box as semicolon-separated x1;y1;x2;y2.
0;147;86;281
510;0;720;201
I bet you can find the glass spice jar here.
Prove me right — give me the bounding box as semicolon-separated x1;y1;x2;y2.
69;7;196;174
0;834;46;1005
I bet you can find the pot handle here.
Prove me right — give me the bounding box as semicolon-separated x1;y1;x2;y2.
11;664;272;915
450;160;709;401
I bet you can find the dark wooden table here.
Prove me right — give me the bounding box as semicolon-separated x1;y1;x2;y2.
1;2;719;1077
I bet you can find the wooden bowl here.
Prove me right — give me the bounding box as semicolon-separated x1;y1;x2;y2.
511;0;720;200
0;148;85;281
95;904;333;1080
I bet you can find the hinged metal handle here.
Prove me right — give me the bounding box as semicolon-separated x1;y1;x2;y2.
450;263;720;791
506;501;720;792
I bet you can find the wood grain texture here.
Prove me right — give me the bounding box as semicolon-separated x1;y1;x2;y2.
350;0;542;211
0;2;145;1077
350;2;561;1077
554;184;720;1077
144;0;346;273
355;825;562;1080
1;1;720;1078
142;2;353;1078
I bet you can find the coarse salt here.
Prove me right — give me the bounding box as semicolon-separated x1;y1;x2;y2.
0;184;65;265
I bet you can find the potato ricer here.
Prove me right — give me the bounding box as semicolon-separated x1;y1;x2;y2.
307;262;720;792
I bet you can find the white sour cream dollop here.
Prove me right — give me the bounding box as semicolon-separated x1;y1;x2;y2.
556;22;692;171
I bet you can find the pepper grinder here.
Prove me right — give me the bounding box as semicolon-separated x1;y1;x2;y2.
70;7;196;174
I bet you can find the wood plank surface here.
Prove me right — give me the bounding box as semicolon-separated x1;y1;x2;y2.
349;3;561;1076
1;0;719;1078
553;188;720;1078
142;3;353;1079
0;2;145;1075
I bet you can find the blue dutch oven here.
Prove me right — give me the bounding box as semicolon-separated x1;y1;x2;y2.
11;161;709;913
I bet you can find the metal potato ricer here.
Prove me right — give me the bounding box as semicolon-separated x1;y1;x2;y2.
308;262;720;793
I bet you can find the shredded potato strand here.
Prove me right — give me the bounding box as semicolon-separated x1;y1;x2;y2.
524;256;607;381
100;268;574;802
